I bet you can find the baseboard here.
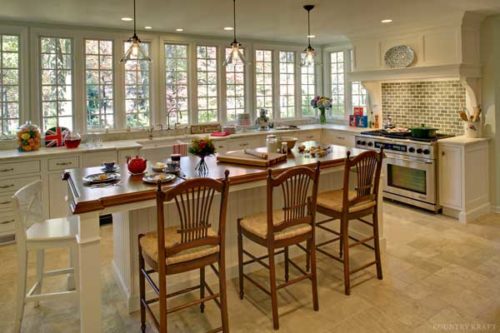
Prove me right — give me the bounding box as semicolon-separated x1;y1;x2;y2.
458;202;491;223
111;260;131;301
491;205;500;214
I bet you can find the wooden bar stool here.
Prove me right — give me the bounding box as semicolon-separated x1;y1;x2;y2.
237;163;320;330
12;180;79;333
138;171;230;333
315;149;384;295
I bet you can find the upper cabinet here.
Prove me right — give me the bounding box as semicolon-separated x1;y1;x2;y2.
349;12;483;82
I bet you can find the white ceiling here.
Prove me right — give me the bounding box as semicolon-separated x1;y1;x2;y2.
1;0;499;44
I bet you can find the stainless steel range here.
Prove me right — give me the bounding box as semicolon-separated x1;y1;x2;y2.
355;130;453;211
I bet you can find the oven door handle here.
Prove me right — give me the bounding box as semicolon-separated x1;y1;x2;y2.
386;155;434;164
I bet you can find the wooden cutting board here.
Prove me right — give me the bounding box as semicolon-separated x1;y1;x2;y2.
217;150;287;167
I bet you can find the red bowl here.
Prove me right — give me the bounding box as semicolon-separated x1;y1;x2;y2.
65;138;81;149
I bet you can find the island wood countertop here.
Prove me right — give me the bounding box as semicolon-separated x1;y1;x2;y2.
65;143;365;214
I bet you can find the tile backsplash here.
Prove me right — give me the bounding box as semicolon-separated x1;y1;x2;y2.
381;80;466;135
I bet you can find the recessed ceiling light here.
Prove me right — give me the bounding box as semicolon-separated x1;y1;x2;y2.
144;26;152;30
224;26;234;31
121;17;133;22
307;34;316;38
176;28;184;32
381;19;393;23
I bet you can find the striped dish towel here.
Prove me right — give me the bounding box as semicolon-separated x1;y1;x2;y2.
173;142;188;156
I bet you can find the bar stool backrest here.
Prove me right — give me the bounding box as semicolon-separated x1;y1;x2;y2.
343;149;384;211
155;171;230;265
12;180;44;245
267;162;320;238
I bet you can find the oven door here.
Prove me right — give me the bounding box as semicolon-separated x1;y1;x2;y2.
383;154;436;204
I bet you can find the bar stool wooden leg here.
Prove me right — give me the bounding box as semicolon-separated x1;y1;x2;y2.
268;247;279;330
200;267;206;313
15;249;27;333
34;249;44;307
138;236;146;333
372;210;383;280
219;258;229;332
237;219;244;300
284;246;289;282
341;216;351;296
308;238;319;311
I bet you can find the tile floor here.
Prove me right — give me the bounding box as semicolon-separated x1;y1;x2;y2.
1;202;500;332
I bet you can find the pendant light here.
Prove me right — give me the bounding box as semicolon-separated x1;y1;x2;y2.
121;0;151;63
301;5;316;67
224;0;246;66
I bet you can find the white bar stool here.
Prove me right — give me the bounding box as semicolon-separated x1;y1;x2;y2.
12;180;79;332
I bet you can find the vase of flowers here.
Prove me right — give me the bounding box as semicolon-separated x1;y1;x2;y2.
311;96;332;125
189;137;216;176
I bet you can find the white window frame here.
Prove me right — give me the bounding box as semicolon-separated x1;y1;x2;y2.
164;42;190;126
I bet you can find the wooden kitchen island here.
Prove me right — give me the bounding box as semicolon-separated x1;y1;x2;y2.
65;143;383;333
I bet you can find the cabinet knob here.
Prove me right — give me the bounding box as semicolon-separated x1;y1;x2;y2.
441;152;445;156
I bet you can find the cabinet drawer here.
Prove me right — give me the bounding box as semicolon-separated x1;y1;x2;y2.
0;160;40;177
48;156;80;171
0;176;40;194
0;213;15;234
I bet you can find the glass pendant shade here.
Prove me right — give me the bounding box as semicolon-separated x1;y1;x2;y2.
224;0;246;67
121;35;151;62
302;45;315;67
301;4;316;67
121;0;150;63
224;41;246;66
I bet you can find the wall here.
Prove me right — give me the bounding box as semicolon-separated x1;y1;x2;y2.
481;15;500;211
381;81;466;135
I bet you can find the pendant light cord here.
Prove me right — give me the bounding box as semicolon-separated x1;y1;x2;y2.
233;0;237;43
133;0;137;37
307;7;311;48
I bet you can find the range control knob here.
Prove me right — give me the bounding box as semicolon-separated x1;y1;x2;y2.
408;147;415;153
367;142;373;147
416;148;423;154
361;141;366;145
356;140;362;145
423;149;430;155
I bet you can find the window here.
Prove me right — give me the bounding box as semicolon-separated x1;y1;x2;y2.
196;46;218;123
300;53;315;117
351;81;368;109
165;43;189;126
255;50;273;118
85;39;113;129
0;34;20;136
40;37;73;131
225;48;245;122
279;51;295;119
124;41;150;128
330;51;345;117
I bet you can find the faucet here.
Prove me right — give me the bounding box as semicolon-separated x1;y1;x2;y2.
147;126;154;140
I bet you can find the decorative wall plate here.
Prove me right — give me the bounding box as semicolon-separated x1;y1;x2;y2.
384;45;416;68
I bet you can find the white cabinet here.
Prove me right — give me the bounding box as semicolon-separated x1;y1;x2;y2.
438;137;490;223
82;150;118;168
227;136;263;151
322;130;356;147
47;155;80;218
0;158;42;243
214;140;228;154
118;148;140;164
298;130;321;142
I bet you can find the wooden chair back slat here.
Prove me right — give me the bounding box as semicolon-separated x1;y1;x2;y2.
156;171;230;266
342;149;384;211
12;180;44;244
268;162;320;236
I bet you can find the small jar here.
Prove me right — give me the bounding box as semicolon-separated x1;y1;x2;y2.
17;121;41;152
266;135;278;153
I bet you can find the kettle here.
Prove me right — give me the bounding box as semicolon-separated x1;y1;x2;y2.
126;155;147;174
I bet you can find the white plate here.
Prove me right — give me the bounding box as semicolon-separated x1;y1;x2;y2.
384;45;415;68
142;173;176;184
83;172;121;184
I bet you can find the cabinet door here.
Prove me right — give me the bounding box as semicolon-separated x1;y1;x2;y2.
118;148;140;164
324;131;355;147
299;130;321;142
227;137;261;151
214;140;228;154
439;145;462;209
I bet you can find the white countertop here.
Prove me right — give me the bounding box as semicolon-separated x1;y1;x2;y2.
0;124;365;160
438;135;490;145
